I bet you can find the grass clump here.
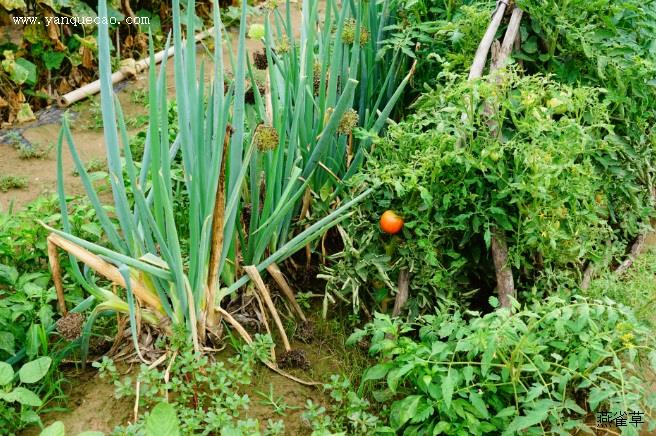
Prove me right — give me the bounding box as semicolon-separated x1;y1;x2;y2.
0;175;27;192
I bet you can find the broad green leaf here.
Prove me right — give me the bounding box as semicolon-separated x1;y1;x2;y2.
78;432;105;436
410;398;434;423
503;409;549;434
17;103;36;123
0;361;14;385
362;362;393;384
0;264;19;285
0;332;15;356
441;371;455;410
19;357;52;384
390;395;422;430
43;51;66;70
40;421;65;436
587;386;614;410
15;58;37;85
387;363;416;392
495;406;517;418
469;391;489;419
145;402;179;436
346;329;367;346
433;421;451;434
7;387;42;407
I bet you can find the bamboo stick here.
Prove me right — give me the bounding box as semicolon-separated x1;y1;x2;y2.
492;7;524;71
58;26;216;107
468;0;509;80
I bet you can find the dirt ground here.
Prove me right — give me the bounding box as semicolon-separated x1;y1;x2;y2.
21;319;360;435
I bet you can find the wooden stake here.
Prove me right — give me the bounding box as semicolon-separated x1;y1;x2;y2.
581;263;594;290
491;229;515;308
392;269;410;317
615;233;647;275
478;5;524;308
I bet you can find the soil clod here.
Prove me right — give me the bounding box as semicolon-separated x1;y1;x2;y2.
294;321;315;344
253;49;268;70
56;312;85;340
277;349;310;370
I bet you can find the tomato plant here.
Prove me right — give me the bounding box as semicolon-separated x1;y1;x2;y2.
325;69;653;314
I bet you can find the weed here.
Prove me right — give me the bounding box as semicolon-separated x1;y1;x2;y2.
17;143;53;160
585;247;656;321
301;374;384;435
86;99;103;130
125;114;149;129
351;296;656;434
0;176;28;192
99;334;284;434
0;357;52;432
130;89;148;105
256;383;301;416
72;158;107;177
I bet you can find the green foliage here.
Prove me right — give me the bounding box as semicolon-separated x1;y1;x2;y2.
350;296;656;435
383;0;494;101
584;247;656;321
0;175;27;192
0;357;51;433
301;374;387;435
515;0;656;239
0;196;100;362
325;70;638;312
96;334;285;435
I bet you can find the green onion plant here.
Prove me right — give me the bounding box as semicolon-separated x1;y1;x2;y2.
46;0;411;358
